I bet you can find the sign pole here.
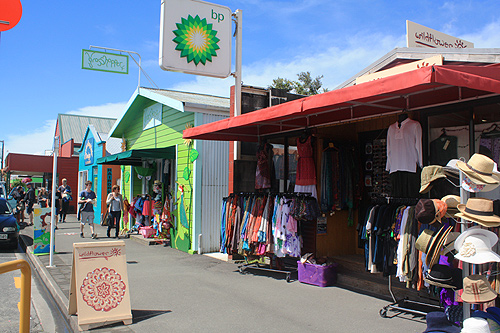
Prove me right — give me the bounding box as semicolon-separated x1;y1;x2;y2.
48;136;58;268
233;9;242;160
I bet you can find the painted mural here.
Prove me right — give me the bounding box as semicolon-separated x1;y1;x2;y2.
33;206;54;254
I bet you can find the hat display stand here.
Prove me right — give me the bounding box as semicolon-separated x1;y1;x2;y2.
458;164;472;321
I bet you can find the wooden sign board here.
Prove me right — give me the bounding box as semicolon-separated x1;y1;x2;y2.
69;241;132;331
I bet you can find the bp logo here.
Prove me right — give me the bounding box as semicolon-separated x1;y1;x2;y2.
172;15;220;66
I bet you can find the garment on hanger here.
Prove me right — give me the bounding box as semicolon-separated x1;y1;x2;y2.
430;132;458;166
295;136;316;185
255;143;272;189
386;118;423;174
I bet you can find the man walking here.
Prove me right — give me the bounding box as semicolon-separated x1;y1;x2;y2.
78;181;97;239
25;182;36;226
58;178;72;223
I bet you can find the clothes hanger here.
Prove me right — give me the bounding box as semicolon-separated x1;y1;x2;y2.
397;110;409;128
323;142;339;152
482;123;500;138
439;128;448;138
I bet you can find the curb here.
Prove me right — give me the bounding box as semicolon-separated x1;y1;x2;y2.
20;235;80;332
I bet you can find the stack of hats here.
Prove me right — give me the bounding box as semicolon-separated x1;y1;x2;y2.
416;198;448;225
455;198;500;228
415;225;453;269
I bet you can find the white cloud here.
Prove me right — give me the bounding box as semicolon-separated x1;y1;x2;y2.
6;119;56;156
168;30;405;96
5;102;127;156
462;20;500;48
66;101;127;119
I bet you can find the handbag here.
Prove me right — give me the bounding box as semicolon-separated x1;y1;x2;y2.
101;208;110;226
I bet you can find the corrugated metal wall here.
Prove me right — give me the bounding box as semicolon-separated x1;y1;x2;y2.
200;113;229;253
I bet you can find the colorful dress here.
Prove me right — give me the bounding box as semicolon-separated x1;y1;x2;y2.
296;136;316;185
255;144;272;189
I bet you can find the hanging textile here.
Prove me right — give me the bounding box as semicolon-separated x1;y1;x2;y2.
220;193;320;259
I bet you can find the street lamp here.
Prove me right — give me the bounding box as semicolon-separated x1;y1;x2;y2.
48;136;58;268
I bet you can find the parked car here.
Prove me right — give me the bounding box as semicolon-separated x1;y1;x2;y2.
0;197;19;250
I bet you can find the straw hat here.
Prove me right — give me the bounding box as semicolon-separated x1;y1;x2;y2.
462;174;500;193
456;198;500;227
456;153;500;185
462;274;498;304
454;227;500;264
416;229;435;253
441;232;460;256
442;195;460;214
420;166;446;193
426;225;453;268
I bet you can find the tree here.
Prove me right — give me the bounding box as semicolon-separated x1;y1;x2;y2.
270;71;328;96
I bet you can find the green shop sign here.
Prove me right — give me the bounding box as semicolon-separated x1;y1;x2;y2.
82;49;129;74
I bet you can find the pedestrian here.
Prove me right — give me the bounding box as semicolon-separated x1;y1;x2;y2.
38;187;49;208
58;178;72;223
78;180;97;239
9;185;23;224
18;186;25;223
106;185;123;239
25;182;36;226
54;187;61;229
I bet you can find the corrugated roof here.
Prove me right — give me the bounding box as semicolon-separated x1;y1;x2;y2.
58;114;117;145
141;88;230;109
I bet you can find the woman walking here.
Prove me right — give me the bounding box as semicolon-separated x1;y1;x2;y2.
106;185;123;238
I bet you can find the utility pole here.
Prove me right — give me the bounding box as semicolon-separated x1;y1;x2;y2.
0;140;4;182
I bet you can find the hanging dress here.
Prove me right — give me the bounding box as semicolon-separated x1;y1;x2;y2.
255;144;271;189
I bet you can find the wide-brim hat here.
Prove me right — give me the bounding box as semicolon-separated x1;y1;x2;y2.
473;308;500;328
456;153;500;185
461;173;500;193
420;166;447;193
462;317;492;333
424;264;463;289
423;311;461;333
462;274;498;304
426;225;453;268
456;198;500;227
454;226;500;264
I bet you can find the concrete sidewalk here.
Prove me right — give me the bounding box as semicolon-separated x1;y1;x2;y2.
20;214;426;333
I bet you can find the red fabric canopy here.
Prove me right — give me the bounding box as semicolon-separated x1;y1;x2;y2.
183;65;500;142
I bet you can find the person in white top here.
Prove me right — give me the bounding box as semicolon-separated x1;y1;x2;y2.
106;185;124;238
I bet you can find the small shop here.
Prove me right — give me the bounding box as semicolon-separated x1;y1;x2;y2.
98;87;230;254
78;124;122;223
184;48;500;318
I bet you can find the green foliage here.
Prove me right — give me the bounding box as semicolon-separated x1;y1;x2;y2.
270;71;329;96
11;179;25;190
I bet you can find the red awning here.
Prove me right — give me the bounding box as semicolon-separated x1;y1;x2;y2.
183;65;500;142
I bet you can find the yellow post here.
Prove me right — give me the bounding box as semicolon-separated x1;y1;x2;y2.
0;259;31;333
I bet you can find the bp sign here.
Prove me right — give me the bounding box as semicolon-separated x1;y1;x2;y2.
159;0;232;78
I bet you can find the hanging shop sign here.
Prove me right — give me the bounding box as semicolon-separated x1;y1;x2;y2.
81;49;129;74
69;241;132;331
356;55;443;85
406;20;474;49
159;0;232;78
84;138;94;166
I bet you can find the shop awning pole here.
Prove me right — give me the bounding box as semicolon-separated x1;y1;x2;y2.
48;137;58;268
232;9;242;160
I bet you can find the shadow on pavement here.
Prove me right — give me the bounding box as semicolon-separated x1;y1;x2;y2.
88;310;172;331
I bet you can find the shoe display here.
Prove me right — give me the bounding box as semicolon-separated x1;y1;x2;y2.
80;232;84;238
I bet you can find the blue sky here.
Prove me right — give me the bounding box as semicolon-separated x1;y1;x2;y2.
2;0;500;156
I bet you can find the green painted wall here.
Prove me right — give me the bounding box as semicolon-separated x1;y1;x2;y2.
122;104;195;253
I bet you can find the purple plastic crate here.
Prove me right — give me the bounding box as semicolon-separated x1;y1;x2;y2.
297;261;338;287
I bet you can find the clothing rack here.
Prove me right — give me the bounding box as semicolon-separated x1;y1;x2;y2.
223;192;318;282
377;197;443;319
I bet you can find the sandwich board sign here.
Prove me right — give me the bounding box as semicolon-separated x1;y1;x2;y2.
69;241;132;331
159;0;232;78
33;206;54;255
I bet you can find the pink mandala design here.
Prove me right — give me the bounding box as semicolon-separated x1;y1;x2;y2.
80;267;126;312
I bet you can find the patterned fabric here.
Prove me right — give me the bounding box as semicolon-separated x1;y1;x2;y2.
255;144;271;189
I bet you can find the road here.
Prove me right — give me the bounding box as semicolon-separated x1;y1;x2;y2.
0;244;71;332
